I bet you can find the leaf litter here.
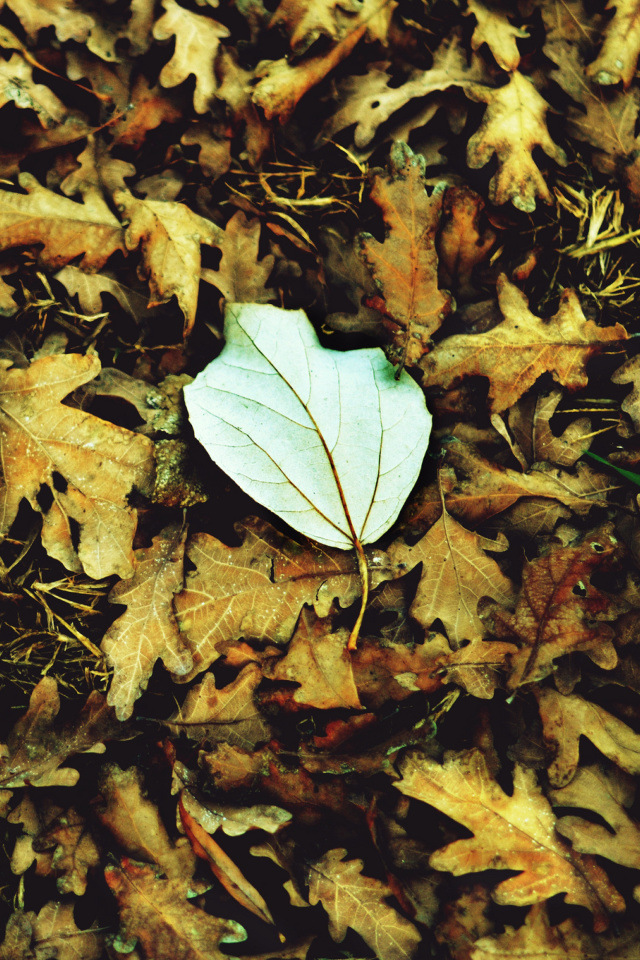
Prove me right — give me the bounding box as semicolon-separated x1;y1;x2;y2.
1;1;640;959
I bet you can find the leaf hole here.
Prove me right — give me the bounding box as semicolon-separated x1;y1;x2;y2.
35;483;54;512
51;471;68;493
572;581;588;598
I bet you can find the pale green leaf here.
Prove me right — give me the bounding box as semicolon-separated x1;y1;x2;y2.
184;303;431;550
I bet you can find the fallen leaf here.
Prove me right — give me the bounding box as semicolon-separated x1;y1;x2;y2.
102;524;191;721
31;901;103;960
465;71;567;210
466;0;528;72
490;525;624;690
111;75;182;150
164;664;271;749
535;687;640;787
308;848;422;960
94;763;196;879
437;185;495;300
270;0;388;55
0;172;124;270
104;859;247;960
508;388;593;467
185;301;430;550
201;211;276;303
471;902;612;960
358;141;453;365
181;122;232;181
388;501;515;646
55;265;151;318
395;748;624;925
421;275;627;413
549;765;640;869
264;609;362;710
152;0;230;114
0;677;119;789
585;0;640;88
0;52;67;128
114;188;224;334
200;742;271;791
0;349;155;579
179;796;275;924
613;355;640;432
178;788;291;837
435;884;493;960
174;518;386;677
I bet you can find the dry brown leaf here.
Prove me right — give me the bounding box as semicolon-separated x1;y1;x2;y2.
104;859;247;960
389;501;515;646
181;123;231;181
201;211;276;303
466;71;567;210
111;76;182;151
178;787;291;838
0;172;124;271
490;525;624;690
9;797;100;896
537;0;601;103
200;742;271;791
465;0;528;72
395;748;624;925
508;389;593;467
549;765;640;869
308;848;422;960
567;85;640;197
612;355;640;433
94;763;196;880
404;442;613;533
421;275;627;413
586;0;640;88
114;188;224;334
535;687;640;788
0;53;67;128
173;517;389;680
0;349;155;579
437;185;495;300
358;141;452;366
2;0;94;44
471;902;620;960
33;901;103;960
179;796;274;925
102;524;190;721
270;0;390;55
165;664;271;749
55;265;151;319
0;677;118;789
216;46;272;166
264;609;361;710
321;30;491;150
152;0;230;114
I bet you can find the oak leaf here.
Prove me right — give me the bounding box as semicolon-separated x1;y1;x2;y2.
152;0;230;114
586;0;640;88
388;502;515;646
358;141;453;365
173;519;391;679
508;388;593;468
437;186;495;300
421;275;627;413
321;30;491;151
491;525;624;690
537;0;601;103
5;901;104;960
216;46;272;166
165;664;272;750
55;265;151;319
612;355;640;433
182;123;232;181
0;53;67;128
201;211;276;303
111;76;182;151
465;71;567;210
549;765;640;869
567;85;640;197
178;788;291;838
95;763;196;880
0;172;124;270
264;609;362;710
0;677;119;789
395;748;624;923
102;524;191;721
2;0;94;44
114;189;224;334
104;859;247;960
0;349;155;579
465;0;528;72
308;848;422;960
535;687;640;787
270;0;390;55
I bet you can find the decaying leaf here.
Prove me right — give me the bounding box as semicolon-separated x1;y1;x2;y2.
466;0;528;72
0;677;118;789
389;500;515;647
95;764;196;879
585;0;640;88
102;524;191;721
395;748;625;925
535;687;640;787
308;848;422;960
201;211;276;304
421;275;627;413
358;141;452;365
105;859;247;960
0;349;155;579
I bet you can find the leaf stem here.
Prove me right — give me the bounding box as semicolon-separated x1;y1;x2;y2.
348;538;369;651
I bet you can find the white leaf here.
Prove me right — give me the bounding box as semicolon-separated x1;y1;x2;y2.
184;303;431;550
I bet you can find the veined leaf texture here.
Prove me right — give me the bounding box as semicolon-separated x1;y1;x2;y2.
184;304;431;549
